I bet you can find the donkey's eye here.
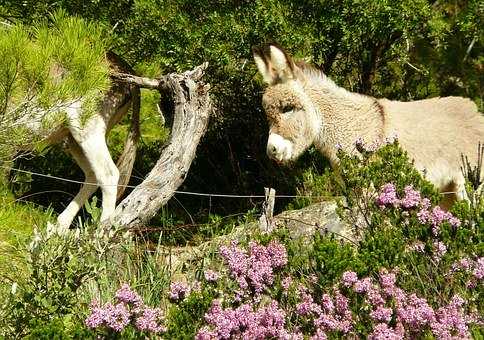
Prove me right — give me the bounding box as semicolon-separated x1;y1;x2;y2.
282;105;294;113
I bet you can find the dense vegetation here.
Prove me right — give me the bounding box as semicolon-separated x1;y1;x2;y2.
1;0;482;217
0;0;482;338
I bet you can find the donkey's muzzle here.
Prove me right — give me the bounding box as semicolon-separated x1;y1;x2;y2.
267;133;293;163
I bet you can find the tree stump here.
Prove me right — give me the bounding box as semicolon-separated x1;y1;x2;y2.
108;63;212;229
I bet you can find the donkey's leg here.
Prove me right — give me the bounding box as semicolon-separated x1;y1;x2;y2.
57;138;98;230
76;130;119;225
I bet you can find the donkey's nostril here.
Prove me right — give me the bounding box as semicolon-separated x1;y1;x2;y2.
271;146;277;153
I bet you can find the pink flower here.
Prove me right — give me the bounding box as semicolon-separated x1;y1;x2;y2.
201;299;288;339
369;323;404;340
169;281;190;301
370;306;393;323
432;240;447;262
103;302;131;332
376;183;399;207
341;271;358;287
115;283;142;309
135;307;166;333
354;277;372;293
204;270;220;282
220;240;287;294
400;186;421;209
282;276;293;291
379;269;396;289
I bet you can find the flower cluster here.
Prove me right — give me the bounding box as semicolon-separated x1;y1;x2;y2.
85;284;166;334
375;183;461;227
355;137;383;153
169;281;191;301
296;288;353;336
196;299;292;339
339;270;476;339
281;269;479;338
204;270;220;283
219;240;287;294
448;256;484;288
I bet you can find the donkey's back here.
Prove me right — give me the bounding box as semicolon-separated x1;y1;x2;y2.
380;96;484;196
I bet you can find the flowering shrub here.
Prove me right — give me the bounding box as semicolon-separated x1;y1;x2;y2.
85;283;166;335
291;269;481;339
169;281;191;301
219;240;287;295
196;300;289;339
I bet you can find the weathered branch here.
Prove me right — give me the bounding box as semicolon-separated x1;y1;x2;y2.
110;72;160;89
108;63;212;229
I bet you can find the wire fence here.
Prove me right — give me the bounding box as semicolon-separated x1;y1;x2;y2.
0;165;328;199
1;165;459;200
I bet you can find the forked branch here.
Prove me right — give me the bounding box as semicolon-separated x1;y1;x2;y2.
107;63;212;229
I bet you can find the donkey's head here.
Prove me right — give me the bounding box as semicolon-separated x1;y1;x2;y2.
253;44;321;163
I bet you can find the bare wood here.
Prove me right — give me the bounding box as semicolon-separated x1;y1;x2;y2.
115;86;141;201
108;63;211;229
258;187;276;233
110;72;161;89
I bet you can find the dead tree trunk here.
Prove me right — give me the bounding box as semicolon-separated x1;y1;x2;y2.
108;63;211;229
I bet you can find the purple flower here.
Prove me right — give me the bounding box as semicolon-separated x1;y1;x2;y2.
376;183;399;207
296;292;319;316
400;186;421;209
169;281;191;301
104;302;131;332
220;241;248;277
282;276;293;292
115;283;142;308
135;307;166;333
354;277;372;293
219;240;287;294
396;293;435;328
370;306;393;323
334;290;349;314
321;294;334;313
432;240;447;262
369;323;404;340
379;269;396;289
85;302;130;332
420;198;431;210
85;301;106;329
196;326;218;340
201;299;288;339
341;271;358;287
204;270;220;283
417;208;430;224
473;258;484;280
85;284;166;335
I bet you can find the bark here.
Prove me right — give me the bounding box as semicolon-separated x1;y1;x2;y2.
107;63;211;229
115;86;140;201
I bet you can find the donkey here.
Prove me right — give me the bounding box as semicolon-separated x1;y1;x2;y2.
11;52;140;230
252;44;484;202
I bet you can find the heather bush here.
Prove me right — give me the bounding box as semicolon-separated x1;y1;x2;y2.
84;283;167;337
154;140;483;339
0;221;130;337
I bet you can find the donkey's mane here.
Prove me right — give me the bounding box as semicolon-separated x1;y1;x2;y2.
296;61;370;102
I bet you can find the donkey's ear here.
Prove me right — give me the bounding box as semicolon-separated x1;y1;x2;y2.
252;46;274;84
268;44;295;82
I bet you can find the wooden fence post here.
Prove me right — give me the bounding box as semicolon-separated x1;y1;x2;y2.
259;187;276;233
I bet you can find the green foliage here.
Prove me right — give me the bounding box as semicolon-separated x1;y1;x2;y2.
165;289;216;339
0;221;128;337
0;10;109;160
3;0;481;218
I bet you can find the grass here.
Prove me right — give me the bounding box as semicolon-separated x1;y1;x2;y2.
0;180;53;276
